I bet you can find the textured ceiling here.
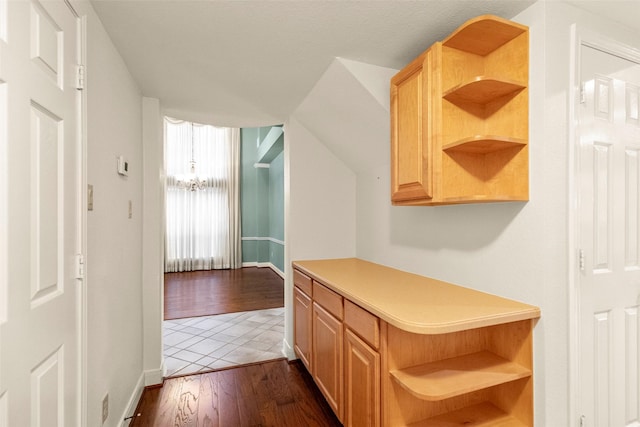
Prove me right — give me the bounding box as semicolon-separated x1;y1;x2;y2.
89;1;640;128
90;0;537;127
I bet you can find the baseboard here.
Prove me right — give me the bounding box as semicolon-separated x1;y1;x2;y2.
282;338;296;360
242;262;284;279
266;263;284;279
119;371;145;427
144;365;164;387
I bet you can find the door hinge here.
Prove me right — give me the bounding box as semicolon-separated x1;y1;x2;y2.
76;65;85;90
580;415;586;427
580;82;586;104
579;249;585;272
75;254;85;279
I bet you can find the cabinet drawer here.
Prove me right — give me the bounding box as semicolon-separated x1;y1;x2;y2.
344;299;380;349
294;269;312;296
313;281;343;320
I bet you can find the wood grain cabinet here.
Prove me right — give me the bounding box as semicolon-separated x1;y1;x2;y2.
390;48;432;204
391;15;529;205
293;270;313;370
312;281;345;422
313;302;344;420
344;300;380;427
293;258;540;427
385;320;534;426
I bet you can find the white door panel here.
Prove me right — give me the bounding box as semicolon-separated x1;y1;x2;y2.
0;0;81;426
579;45;640;427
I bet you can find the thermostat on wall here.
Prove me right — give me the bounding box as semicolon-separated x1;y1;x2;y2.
117;155;129;176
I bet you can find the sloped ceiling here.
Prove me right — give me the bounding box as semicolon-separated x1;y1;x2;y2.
89;0;536;127
293;58;397;173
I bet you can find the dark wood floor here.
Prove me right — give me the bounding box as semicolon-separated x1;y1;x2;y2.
129;359;341;427
164;267;284;320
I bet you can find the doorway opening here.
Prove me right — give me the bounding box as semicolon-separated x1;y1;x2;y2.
161;121;286;377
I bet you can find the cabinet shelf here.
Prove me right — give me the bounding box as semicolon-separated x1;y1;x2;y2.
443;135;527;154
443;15;528;56
408;402;527;427
389;351;531;401
443;77;525;105
439;195;528;205
391;15;528;205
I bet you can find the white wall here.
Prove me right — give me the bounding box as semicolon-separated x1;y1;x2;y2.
73;2;145;425
283;116;357;353
355;4;559;424
142;97;164;385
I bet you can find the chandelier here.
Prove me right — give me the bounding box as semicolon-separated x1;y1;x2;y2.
177;122;207;191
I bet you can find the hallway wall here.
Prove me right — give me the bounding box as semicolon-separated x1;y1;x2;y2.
74;1;145;426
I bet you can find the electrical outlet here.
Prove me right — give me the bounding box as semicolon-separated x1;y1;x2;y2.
102;393;109;423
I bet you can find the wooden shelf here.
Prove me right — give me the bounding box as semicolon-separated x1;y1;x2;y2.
438;195;528;205
443;77;525;105
443;15;528;56
389;351;531;401
443;135;527;154
408;402;527;427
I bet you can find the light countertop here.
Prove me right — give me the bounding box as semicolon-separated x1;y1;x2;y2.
292;258;540;334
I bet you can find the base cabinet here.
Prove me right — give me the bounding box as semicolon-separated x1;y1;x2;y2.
293;261;538;427
383;320;534;426
345;329;380;427
312;302;344;421
293;286;312;370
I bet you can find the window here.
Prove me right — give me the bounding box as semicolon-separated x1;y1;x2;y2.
164;118;241;271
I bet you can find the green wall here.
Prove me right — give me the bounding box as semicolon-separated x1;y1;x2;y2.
240;126;285;273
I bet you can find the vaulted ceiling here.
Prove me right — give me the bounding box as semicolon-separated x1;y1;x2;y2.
90;1;640;128
90;0;537;127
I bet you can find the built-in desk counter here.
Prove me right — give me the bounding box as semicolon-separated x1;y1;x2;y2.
292;258;540;426
293;258;540;335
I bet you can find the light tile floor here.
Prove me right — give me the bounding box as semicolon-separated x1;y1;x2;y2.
163;307;285;377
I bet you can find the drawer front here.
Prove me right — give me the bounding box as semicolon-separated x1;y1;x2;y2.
313;281;343;320
344;299;380;349
294;269;312;296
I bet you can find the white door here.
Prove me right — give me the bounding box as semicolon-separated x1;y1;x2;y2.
578;43;640;427
0;0;82;426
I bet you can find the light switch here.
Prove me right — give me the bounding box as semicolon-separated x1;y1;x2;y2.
117;155;129;176
87;185;93;211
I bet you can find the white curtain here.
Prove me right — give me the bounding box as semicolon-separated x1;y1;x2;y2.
164;118;242;272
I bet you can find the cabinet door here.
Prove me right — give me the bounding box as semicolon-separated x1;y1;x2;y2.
390;49;432;204
294;286;312;370
345;329;380;427
313;302;344;421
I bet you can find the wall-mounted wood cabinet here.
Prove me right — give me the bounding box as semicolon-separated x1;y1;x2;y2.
391;15;529;205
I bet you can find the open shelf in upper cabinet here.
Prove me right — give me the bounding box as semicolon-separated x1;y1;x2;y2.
391;15;529;205
442;135;527;154
443;77;525;105
439;15;529;204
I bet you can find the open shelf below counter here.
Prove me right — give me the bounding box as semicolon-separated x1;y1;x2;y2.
389;351;531;401
408;402;527;427
442;135;527;154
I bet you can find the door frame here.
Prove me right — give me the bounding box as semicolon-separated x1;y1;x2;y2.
568;25;640;427
78;11;88;427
